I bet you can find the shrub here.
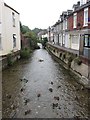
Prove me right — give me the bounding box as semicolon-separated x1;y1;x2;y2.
42;37;48;48
20;48;31;59
68;56;73;62
67;53;74;68
7;53;13;66
74;57;82;65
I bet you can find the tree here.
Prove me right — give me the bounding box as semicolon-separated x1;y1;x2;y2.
24;31;39;49
20;22;31;34
42;37;48;48
32;28;43;35
20;22;40;50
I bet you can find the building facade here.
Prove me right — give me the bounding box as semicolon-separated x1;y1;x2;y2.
0;0;21;56
48;0;90;59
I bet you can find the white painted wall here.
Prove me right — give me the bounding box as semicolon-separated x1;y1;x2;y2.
71;35;79;50
42;33;48;39
59;34;63;46
54;35;57;44
50;33;53;42
0;1;21;56
65;33;70;48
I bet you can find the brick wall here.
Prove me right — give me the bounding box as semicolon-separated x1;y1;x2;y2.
21;33;30;49
67;5;90;31
77;10;84;30
67;15;73;31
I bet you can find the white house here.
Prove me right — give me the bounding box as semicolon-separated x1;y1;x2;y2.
0;0;21;56
42;33;48;40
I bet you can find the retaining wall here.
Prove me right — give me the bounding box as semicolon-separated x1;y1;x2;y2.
0;51;20;71
47;43;90;88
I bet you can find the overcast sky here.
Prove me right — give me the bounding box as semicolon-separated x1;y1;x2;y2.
4;0;80;30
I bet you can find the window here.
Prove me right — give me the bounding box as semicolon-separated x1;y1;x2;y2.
13;34;16;48
12;12;15;27
84;34;90;47
73;13;77;28
84;8;88;26
63;34;65;44
0;34;2;49
72;35;78;44
63;20;65;30
65;19;67;30
63;20;67;30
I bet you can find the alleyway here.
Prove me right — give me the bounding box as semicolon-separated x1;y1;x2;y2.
2;48;89;118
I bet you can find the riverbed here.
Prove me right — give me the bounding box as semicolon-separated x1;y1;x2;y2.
2;49;89;118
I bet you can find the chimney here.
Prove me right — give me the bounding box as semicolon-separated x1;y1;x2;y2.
73;1;80;11
77;1;80;5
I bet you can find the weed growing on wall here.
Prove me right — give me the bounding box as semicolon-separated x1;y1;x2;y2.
7;53;14;66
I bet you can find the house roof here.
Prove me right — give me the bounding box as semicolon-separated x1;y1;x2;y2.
52;20;61;27
75;1;90;12
4;3;20;14
51;1;90;27
69;1;90;16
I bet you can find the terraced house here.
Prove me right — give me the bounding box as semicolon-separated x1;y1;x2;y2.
48;0;90;59
0;0;21;57
47;0;90;80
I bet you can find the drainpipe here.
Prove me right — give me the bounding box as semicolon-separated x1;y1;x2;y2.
79;34;84;55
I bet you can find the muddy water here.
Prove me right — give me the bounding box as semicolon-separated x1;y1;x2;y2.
2;49;89;118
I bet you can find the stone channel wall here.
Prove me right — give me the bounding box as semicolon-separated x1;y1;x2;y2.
0;51;20;71
47;43;90;88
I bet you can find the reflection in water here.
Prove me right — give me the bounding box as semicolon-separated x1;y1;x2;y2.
2;49;89;118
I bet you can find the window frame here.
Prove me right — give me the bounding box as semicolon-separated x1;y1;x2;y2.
65;19;67;30
84;8;88;26
84;34;90;48
73;13;77;28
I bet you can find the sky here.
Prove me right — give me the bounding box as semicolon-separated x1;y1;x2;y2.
4;0;80;30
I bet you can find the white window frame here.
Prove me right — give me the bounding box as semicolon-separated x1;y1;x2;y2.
63;20;65;30
63;34;65;44
73;13;77;28
84;8;88;26
84;34;90;47
65;19;67;30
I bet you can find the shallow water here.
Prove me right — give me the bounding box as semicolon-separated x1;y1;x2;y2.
2;49;89;118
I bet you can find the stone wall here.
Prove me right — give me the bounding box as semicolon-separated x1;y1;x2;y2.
47;43;90;88
0;51;20;71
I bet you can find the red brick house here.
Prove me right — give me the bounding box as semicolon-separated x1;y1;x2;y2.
48;1;90;58
68;15;73;31
66;1;90;58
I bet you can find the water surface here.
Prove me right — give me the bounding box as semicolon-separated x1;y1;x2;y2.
2;49;89;118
